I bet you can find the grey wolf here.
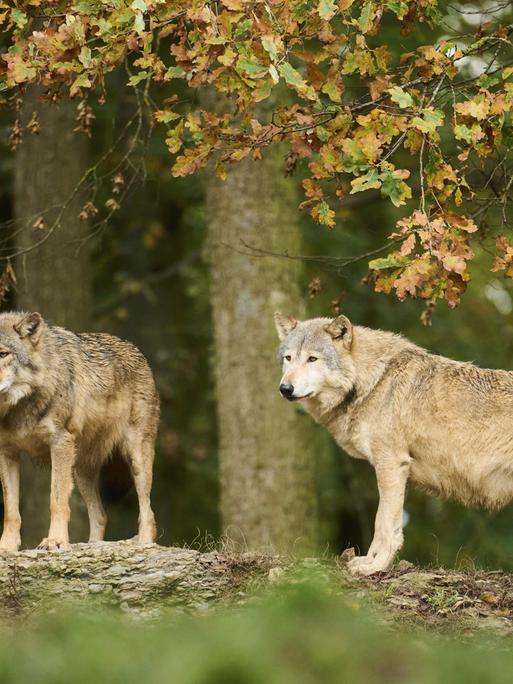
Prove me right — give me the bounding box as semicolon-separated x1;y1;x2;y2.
275;311;513;575
0;311;159;551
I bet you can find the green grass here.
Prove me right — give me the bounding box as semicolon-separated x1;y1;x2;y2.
0;573;512;684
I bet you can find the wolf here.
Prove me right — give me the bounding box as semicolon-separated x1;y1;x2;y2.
0;311;159;552
275;311;513;575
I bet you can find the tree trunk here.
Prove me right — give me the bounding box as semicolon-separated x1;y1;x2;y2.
13;87;91;548
205;145;319;553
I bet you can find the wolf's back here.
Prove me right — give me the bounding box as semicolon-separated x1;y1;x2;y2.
47;326;159;407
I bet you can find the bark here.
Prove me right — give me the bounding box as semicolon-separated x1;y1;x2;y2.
13;87;92;547
205;143;319;554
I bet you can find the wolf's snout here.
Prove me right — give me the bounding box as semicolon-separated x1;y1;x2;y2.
279;383;295;400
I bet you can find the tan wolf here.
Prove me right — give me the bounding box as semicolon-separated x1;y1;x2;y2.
0;311;159;552
275;311;513;575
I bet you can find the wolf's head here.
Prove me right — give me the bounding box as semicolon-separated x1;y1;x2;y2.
274;312;357;406
0;312;45;401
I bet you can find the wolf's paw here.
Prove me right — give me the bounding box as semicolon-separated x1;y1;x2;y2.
347;554;390;577
131;524;157;545
38;537;71;551
129;533;156;545
0;537;20;555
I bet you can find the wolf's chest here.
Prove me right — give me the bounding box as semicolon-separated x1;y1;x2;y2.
0;412;54;458
0;431;51;460
328;415;372;462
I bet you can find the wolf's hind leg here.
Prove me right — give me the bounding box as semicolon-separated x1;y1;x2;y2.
0;452;21;552
75;463;107;543
122;432;156;544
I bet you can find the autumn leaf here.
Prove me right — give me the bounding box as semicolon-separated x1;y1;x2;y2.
453;124;472;143
128;71;149;86
10;8;28;28
369;255;409;270
380;166;412;207
1;0;510;311
412;108;444;135
387;86;413;109
358;1;375;32
278;63;317;101
70;73;92;97
261;35;281;61
318;0;337;20
165;66;185;79
312;201;336;228
350;169;382;194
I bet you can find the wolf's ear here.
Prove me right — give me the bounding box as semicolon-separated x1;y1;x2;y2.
14;312;45;344
325;315;352;348
274;312;298;341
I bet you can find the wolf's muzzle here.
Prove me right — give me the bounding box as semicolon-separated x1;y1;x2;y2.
279;383;296;401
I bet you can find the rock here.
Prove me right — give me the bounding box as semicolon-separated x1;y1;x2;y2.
268;567;285;583
396;560;415;573
0;542;276;619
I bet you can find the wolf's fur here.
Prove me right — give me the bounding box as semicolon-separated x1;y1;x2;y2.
275;311;513;575
0;311;159;552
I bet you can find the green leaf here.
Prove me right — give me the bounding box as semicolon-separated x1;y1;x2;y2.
318;201;336;227
412;108;444;135
237;60;268;76
11;9;28;29
278;62;305;87
454;124;472;143
385;0;409;19
387;86;413;109
369;255;409;270
318;0;337;20
358;1;375;32
379;167;412;207
342;52;357;74
133;12;145;34
78;46;92;69
206;35;228;45
321;79;342;103
316;127;330;143
12;60;36;84
261;35;279;61
350;169;382;194
233;19;252;37
70;73;91;97
128;70;149;86
477;73;499;89
131;0;146;11
165;66;185;80
278;62;317;101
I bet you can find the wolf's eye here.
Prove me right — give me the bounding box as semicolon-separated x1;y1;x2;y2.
0;352;9;359
307;356;318;363
285;355;291;362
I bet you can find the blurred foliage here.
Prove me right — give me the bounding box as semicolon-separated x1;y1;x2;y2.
0;572;512;683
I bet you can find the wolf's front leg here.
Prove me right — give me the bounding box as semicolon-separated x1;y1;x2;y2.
348;455;410;576
0;451;21;553
39;432;76;551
